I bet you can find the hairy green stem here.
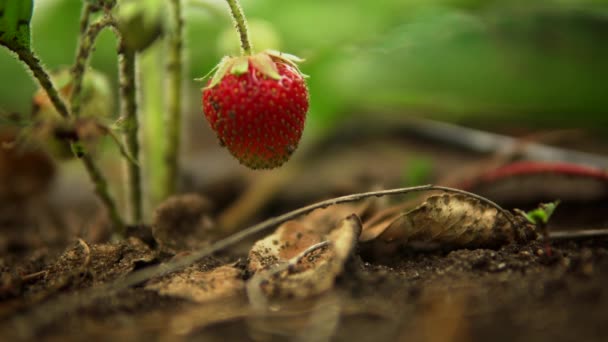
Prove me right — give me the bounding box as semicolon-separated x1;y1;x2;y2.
14;46;125;235
70;16;116;117
163;0;184;198
78;3;93;38
118;45;142;224
80;150;126;236
140;44;166;210
15;49;69;118
224;0;252;55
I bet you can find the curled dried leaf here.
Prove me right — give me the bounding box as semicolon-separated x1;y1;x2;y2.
366;194;537;251
247;215;362;301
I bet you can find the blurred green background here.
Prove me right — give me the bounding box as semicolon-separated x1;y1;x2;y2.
1;0;607;135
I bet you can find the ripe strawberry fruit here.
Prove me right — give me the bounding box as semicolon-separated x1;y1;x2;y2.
202;50;309;169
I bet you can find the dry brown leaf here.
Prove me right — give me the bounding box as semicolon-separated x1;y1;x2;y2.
146;265;244;303
247;215;362;301
43;237;156;289
366;194;538;251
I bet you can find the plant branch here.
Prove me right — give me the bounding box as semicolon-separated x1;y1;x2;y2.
140;44;166;208
224;0;252;55
15;49;69;118
78;3;93;38
118;44;142;223
71;142;125;235
70;15;116;117
14;45;125;233
548;229;608;240
163;0;185;198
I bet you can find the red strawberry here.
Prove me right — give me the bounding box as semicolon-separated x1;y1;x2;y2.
202;50;309;169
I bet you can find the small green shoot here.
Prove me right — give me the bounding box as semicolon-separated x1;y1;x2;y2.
522;201;560;226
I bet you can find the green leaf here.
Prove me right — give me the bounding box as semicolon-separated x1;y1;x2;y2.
0;0;34;51
522;201;560;225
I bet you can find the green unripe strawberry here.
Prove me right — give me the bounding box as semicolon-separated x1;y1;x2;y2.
202;50;309;169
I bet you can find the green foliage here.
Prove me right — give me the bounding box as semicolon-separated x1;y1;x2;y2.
522;201;560;225
0;0;33;50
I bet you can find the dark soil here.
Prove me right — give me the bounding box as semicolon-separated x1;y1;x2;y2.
1;236;607;341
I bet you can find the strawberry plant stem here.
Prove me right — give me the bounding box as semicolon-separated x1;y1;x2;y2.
141;44;167;209
118;46;143;224
164;0;184;198
77;3;92;42
80;151;126;237
14;49;69;118
225;0;253;55
70;15;116;118
14;46;126;236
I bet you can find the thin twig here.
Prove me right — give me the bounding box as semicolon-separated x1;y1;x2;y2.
118;44;142;223
548;229;608;240
163;0;185;199
21;271;48;283
70;15;116;118
397;117;608;169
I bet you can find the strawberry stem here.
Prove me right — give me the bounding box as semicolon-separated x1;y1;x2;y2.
118;45;143;224
70;15;116;118
14;46;126;236
164;0;184;199
225;0;253;55
14;48;69;119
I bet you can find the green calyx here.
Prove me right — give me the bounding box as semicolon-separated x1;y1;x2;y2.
198;50;307;89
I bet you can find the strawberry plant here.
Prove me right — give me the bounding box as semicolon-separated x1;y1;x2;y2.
0;0;308;237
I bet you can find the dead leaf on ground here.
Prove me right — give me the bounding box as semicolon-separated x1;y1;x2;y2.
146;265;244;303
247;214;362;301
43;237;156;290
362;194;538;253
